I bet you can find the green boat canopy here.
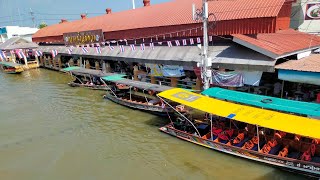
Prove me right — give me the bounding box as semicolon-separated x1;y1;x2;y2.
101;74;126;81
61;66;81;72
0;61;23;67
202;87;320;117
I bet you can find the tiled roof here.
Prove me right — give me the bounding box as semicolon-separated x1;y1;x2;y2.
275;54;320;72
33;0;285;39
232;29;320;59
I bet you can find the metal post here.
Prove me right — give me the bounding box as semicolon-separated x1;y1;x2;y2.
202;0;210;90
281;80;284;98
256;125;260;152
210;114;213;140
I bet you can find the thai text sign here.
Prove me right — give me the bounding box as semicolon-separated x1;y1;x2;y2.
63;29;104;45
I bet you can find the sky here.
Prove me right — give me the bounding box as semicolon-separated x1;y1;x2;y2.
0;0;171;28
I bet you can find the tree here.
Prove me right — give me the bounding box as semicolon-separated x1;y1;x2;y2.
38;22;47;29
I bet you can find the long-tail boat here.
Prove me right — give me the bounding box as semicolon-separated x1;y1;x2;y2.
61;66;117;90
0;61;24;74
202;87;320;117
158;88;320;177
101;75;174;116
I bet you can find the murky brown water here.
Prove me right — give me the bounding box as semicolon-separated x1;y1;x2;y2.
0;69;308;180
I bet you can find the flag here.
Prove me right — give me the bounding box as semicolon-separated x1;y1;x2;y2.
209;36;213;42
0;50;6;61
150;43;154;50
109;45;114;51
95;46;101;54
67;49;72;55
51;50;58;58
82;47;88;53
197;37;201;44
182;39;187;46
175;40;180;46
190;38;194;45
167;41;172;47
119;45;125;52
140;43;145;51
17;50;26;59
35;50;43;56
130;44;136;51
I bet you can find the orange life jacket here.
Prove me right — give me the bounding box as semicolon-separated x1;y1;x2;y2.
218;129;234;141
233;133;245;144
261;140;277;154
243;137;258;150
278;146;289;157
301;150;312;161
212;128;223;136
274;131;286;139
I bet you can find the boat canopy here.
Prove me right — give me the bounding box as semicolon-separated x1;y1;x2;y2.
158;88;320;139
0;61;22;68
61;67;114;77
202;87;320;117
102;75;172;92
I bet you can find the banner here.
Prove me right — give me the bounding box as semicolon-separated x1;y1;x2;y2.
305;2;320;20
145;63;163;77
212;70;244;87
237;71;263;86
163;65;185;77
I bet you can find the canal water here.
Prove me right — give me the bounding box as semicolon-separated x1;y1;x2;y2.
0;69;308;180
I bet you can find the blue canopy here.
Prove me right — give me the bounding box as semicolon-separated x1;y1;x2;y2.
202;87;320;117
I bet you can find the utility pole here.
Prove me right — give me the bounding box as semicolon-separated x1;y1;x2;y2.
30;8;35;28
193;0;211;90
132;0;136;9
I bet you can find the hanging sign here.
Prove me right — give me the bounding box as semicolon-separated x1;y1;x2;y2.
63;29;104;46
305;2;320;20
163;65;185;77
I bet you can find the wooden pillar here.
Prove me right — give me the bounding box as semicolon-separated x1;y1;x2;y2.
52;58;57;68
35;56;40;67
58;57;62;69
170;77;178;87
69;58;74;66
39;56;44;66
195;78;202;91
95;61;100;70
85;60;90;69
48;57;52;67
133;65;139;81
77;59;81;67
106;62;111;73
150;76;156;84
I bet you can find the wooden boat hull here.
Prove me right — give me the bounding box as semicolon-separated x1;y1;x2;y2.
68;82;109;91
159;124;320;177
104;93;172;116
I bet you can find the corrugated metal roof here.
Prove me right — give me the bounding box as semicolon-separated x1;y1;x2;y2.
33;0;285;40
275;54;320;72
233;29;320;59
38;43;274;71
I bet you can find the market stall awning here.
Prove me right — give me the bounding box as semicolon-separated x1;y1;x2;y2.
233;29;320;59
275;54;320;85
0;37;38;50
38;43;275;71
159;88;320;139
202;87;320;117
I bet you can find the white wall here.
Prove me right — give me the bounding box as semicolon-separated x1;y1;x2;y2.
0;26;39;43
291;0;320;34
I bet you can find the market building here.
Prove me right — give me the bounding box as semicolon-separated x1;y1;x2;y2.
0;26;39;43
31;0;320;98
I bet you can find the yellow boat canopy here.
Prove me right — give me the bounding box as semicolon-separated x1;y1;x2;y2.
158;88;320;139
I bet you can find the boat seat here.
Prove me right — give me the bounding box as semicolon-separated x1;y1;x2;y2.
287;152;300;159
269;144;282;155
233;137;250;147
311;156;320;163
